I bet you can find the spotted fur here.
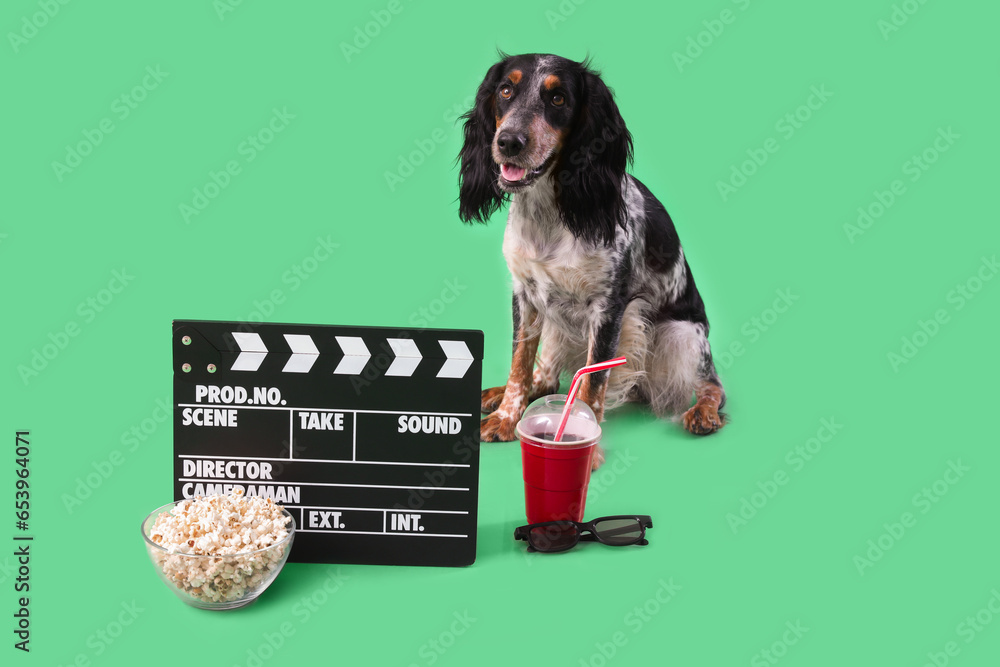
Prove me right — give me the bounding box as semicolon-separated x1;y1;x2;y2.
459;53;726;452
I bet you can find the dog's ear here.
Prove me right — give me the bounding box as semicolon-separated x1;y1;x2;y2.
458;60;507;224
555;67;634;245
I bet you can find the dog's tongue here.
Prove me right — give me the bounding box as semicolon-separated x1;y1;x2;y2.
501;163;526;181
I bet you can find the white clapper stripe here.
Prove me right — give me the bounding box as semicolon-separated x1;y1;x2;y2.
231;332;268;371
385;338;422;376
282;334;319;373
333;336;370;375
436;340;474;379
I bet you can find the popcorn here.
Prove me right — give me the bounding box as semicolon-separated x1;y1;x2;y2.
147;490;292;604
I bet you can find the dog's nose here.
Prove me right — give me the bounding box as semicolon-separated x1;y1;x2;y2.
496;131;527;157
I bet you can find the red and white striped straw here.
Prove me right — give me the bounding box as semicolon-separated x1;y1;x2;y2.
553;356;628;442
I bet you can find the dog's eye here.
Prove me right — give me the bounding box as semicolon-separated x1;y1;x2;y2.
552;94;565;107
500;85;513;99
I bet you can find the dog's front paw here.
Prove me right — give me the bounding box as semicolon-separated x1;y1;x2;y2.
481;386;506;413
481;411;518;442
682;403;724;435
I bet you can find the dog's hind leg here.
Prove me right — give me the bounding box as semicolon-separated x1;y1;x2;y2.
682;378;725;435
482;292;540;442
682;339;726;436
648;319;726;435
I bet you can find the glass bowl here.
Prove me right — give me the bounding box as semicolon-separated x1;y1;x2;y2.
141;500;295;610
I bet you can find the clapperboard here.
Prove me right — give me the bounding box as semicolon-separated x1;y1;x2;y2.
171;320;483;567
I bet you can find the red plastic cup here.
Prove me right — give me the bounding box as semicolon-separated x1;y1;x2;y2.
516;395;602;524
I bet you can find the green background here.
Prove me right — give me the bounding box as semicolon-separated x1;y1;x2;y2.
4;1;998;665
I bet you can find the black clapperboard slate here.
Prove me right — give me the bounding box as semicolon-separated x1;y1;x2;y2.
172;320;483;567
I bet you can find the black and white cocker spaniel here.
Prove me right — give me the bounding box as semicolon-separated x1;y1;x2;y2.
458;53;727;456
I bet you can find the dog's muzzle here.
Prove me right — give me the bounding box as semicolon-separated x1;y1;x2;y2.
498;153;556;190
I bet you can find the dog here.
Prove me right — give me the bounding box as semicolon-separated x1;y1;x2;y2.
458;53;726;458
